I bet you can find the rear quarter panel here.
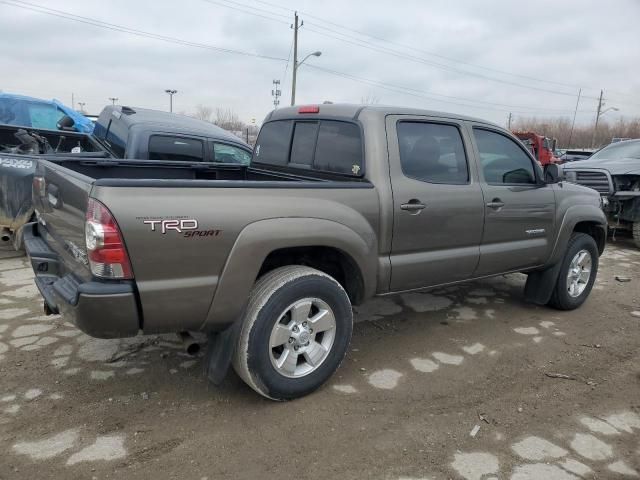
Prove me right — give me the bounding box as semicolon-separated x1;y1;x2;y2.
93;184;381;333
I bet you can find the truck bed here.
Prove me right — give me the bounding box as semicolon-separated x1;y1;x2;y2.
47;157;371;185
30;157;378;337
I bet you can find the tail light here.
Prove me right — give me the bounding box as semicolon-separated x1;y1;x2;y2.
85;198;133;279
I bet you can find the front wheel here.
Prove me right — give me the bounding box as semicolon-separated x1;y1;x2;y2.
233;266;353;400
548;233;599;310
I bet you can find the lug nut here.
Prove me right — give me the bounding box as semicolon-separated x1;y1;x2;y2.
288;337;294;344
292;325;299;333
309;328;313;334
294;345;299;351
305;341;310;346
302;321;308;327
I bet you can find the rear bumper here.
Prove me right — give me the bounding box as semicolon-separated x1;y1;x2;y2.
23;222;140;338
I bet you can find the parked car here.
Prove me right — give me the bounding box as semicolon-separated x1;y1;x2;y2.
0;92;94;133
0;105;252;249
564;139;640;247
558;149;596;163
23;104;605;400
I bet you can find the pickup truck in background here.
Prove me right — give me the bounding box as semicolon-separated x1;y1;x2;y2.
24;104;606;400
0;105;252;248
564;139;640;248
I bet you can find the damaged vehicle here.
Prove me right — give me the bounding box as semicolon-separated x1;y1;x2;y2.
0;92;94;133
564;139;640;247
0;105;252;248
23;103;606;400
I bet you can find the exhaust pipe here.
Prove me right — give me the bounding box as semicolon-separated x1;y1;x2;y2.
0;227;11;242
178;331;201;356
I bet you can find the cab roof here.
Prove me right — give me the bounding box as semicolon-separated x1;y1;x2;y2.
266;103;498;127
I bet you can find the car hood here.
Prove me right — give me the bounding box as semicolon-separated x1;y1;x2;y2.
564;156;640;175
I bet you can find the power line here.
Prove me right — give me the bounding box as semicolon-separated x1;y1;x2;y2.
303;64;592;116
1;0;288;62
230;0;640;102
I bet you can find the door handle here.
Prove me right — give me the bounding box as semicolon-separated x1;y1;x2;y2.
486;198;505;209
400;200;426;213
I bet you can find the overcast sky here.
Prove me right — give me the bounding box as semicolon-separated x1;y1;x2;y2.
1;0;639;126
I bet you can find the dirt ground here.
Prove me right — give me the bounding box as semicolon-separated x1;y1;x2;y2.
0;240;639;480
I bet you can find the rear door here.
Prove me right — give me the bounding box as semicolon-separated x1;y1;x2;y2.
387;115;484;291
469;125;555;275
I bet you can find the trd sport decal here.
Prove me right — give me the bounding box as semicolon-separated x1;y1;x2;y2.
139;217;221;238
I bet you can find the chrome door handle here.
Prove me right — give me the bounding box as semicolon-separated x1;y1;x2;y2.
486;199;505;209
400;201;426;212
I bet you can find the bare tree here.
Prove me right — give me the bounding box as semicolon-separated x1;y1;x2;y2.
193;104;214;123
214;107;244;131
360;93;380;105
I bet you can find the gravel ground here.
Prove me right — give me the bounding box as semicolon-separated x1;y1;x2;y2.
0;240;639;480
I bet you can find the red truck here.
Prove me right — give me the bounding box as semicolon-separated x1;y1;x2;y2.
514;131;559;166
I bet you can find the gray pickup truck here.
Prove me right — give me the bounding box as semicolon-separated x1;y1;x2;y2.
24;104;606;400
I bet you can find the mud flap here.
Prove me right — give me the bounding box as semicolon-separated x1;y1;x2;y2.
204;320;243;385
524;261;563;305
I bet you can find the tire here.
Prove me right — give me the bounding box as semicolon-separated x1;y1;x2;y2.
548;233;599;310
233;266;353;400
633;222;640;249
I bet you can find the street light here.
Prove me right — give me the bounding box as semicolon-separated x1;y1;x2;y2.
291;51;321;106
165;89;177;113
108;97;118;105
591;106;619;147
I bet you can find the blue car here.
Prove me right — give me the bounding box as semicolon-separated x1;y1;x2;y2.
0;92;94;133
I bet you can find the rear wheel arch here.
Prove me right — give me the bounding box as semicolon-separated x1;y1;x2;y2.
201;218;376;332
258;245;365;305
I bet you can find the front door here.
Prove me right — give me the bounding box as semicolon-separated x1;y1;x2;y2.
470;126;556;276
387;116;485;291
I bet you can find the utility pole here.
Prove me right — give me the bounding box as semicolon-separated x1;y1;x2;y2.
109;97;118;105
591;89;604;148
507;112;512;130
290;12;300;106
71;92;75;110
568;88;582;148
78;102;86;113
272;79;281;109
165;89;177;113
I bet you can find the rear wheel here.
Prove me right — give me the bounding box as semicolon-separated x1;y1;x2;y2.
633;222;640;249
233;266;353;400
548;233;598;310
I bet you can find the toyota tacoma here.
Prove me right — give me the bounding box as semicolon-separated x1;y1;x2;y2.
24;104;606;400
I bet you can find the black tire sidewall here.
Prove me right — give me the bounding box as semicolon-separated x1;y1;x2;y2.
247;274;353;400
554;234;599;309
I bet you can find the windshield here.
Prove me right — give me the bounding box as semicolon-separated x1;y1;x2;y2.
590;141;640;161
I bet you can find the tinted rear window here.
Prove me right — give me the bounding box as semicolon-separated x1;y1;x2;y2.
149;135;204;162
254;119;363;176
254;120;292;166
289;122;318;166
314;121;362;175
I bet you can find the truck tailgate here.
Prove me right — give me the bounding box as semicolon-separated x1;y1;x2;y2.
33;160;94;281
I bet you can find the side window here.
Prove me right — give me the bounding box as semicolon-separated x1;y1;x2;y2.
314;121;362;175
397;122;469;184
213;143;252;165
148;135;204;162
253;120;292;166
289;122;318;167
473;129;536;185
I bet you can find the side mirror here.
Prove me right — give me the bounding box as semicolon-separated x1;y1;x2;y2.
544;163;563;184
57;115;76;131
